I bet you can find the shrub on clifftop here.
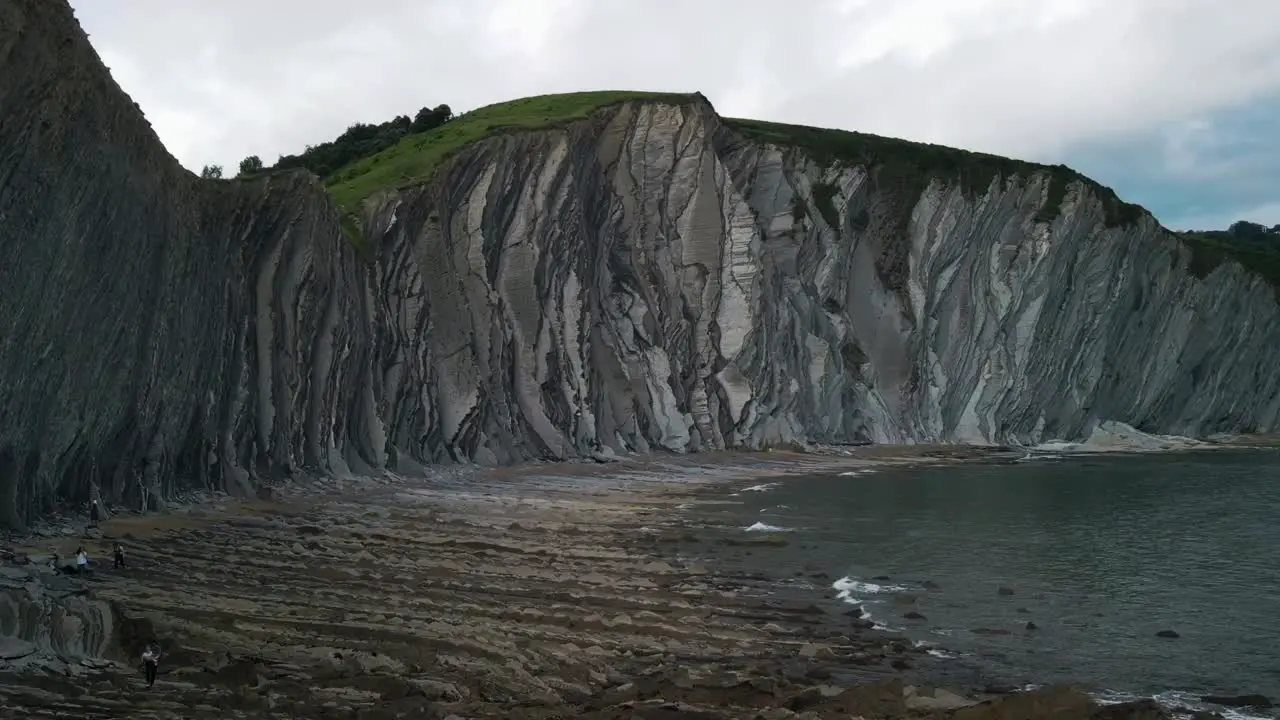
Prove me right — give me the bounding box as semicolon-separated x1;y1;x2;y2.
237;155;263;177
271;103;455;180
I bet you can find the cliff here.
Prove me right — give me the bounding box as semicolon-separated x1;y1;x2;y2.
352;100;1280;458
0;0;368;528
3;0;1280;527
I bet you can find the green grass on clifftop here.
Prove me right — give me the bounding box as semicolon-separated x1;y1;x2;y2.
317;90;1280;293
325;91;696;212
320;89;1144;232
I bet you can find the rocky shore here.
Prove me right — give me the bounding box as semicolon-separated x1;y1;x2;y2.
0;450;1187;719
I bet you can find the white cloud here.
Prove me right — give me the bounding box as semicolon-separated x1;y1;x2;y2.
68;0;1280;173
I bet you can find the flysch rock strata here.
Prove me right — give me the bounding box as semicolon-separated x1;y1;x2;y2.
4;0;1280;527
0;454;1174;719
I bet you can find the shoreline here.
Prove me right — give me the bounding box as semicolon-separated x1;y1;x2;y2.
699;450;1280;720
0;446;1265;718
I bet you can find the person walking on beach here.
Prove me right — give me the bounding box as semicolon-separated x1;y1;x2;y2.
113;542;125;569
141;642;161;688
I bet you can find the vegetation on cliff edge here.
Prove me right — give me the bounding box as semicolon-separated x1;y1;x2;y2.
1179;222;1280;288
248;90;1275;291
723;118;1145;229
324;91;696;213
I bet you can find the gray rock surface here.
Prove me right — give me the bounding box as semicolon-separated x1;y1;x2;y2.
362;99;1280;457
0;0;367;527
0;570;117;663
3;0;1280;527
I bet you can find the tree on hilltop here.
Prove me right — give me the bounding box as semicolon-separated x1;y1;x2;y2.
200;164;223;179
266;101;456;179
411;104;452;133
238;155;264;177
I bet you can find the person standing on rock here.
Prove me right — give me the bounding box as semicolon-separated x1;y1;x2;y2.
76;547;88;574
113;542;125;569
142;643;161;688
89;499;101;528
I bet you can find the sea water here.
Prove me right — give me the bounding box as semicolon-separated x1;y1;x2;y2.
720;450;1280;718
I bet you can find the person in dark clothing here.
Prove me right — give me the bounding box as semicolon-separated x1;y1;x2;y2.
89;500;101;528
113;543;125;569
142;642;161;687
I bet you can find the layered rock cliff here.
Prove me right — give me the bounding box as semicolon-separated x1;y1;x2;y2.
4;0;1280;527
359;101;1280;462
0;0;367;528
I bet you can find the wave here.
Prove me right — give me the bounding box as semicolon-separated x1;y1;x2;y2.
911;639;960;660
838;468;876;477
832;576;908;595
1014;452;1065;462
831;576;913;631
1088;688;1274;720
731;482;783;497
744;521;790;532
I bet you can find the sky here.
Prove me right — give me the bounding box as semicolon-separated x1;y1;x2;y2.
69;0;1280;232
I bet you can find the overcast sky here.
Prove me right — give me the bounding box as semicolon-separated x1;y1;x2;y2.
69;0;1280;231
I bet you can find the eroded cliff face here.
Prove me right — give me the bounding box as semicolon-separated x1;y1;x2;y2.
3;0;1280;527
361;101;1280;461
0;0;369;527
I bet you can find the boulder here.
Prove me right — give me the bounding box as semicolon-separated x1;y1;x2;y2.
904;686;975;711
949;686;1096;720
1200;694;1272;709
0;637;36;661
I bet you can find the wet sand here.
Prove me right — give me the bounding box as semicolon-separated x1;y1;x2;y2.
0;448;1169;719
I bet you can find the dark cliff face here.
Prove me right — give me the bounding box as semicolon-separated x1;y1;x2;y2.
0;0;369;528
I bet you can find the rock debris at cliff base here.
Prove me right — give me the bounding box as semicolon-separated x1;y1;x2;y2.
0;454;1175;719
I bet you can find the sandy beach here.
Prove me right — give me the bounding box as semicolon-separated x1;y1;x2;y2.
0;448;1176;719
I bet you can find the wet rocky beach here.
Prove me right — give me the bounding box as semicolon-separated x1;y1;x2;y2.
0;451;1184;719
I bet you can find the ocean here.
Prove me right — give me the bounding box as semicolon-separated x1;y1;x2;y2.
710;449;1280;718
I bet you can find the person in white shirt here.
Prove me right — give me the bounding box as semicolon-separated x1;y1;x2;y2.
75;548;88;574
141;643;161;687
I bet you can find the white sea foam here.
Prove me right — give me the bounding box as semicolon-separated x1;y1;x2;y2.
741;482;780;492
914;639;960;660
832;576;913;631
838;468;876;477
744;521;789;532
1093;689;1276;720
832;576;908;596
1014;452;1065;462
